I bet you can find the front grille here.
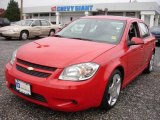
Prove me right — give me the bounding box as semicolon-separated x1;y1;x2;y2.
10;84;47;103
16;64;51;78
17;58;57;72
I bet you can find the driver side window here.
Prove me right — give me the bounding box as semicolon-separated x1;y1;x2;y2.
128;22;140;41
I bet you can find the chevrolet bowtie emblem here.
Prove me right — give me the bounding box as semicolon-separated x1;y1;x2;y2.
27;67;34;71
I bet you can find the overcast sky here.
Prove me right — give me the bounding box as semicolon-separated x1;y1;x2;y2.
0;0;160;9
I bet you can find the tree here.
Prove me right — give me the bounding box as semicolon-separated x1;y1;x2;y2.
4;0;20;22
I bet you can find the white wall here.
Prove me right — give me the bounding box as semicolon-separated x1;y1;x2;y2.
60;12;84;24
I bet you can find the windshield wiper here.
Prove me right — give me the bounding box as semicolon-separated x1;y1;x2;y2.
54;35;64;38
54;35;93;42
69;37;93;41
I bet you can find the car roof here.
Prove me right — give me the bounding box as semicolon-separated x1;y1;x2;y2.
24;19;48;21
81;15;142;22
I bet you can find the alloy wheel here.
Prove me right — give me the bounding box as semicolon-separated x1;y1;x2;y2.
149;54;155;72
108;74;121;106
22;32;28;40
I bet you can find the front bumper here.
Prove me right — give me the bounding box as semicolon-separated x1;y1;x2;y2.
0;31;20;38
5;63;106;112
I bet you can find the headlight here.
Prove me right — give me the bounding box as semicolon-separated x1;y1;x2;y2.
7;30;14;32
10;49;17;65
59;62;99;81
7;29;18;32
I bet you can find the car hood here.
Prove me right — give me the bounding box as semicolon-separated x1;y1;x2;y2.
17;37;116;68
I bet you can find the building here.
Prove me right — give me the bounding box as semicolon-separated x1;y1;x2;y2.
0;8;5;17
23;2;160;27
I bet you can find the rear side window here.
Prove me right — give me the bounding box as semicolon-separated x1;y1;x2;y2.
138;23;150;38
32;20;41;26
41;20;50;26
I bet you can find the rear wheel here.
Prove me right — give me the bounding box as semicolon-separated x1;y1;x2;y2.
49;29;55;36
101;70;122;110
20;31;29;40
144;53;155;73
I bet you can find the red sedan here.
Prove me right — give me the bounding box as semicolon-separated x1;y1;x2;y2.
5;16;155;112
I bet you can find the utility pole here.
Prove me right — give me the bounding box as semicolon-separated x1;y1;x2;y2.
20;0;23;20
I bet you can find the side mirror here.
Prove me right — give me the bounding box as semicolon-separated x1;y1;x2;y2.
128;37;144;46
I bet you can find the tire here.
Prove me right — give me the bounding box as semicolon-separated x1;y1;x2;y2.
144;53;155;74
101;70;122;110
49;29;55;36
20;31;29;40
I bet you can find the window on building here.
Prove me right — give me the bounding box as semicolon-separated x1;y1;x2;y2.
33;14;38;17
138;22;150;38
126;12;135;17
40;13;49;16
107;12;123;16
51;13;55;16
41;20;50;26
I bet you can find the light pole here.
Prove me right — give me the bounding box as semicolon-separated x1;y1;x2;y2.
20;0;23;20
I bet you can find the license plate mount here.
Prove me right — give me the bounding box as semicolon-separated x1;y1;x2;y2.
15;79;31;96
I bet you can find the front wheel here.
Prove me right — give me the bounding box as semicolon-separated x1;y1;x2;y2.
49;29;55;36
20;31;29;40
101;70;122;110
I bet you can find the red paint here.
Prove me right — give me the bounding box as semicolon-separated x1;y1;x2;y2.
51;6;56;11
5;16;155;112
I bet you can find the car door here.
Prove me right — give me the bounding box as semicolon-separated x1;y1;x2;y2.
138;22;155;65
40;20;52;36
30;20;41;37
126;21;145;77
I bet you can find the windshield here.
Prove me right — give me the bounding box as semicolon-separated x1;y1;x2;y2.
15;20;33;26
56;18;126;44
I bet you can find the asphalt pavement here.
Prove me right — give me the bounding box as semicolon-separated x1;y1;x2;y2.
0;37;160;120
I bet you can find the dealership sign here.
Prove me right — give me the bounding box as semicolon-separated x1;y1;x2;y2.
51;5;93;12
